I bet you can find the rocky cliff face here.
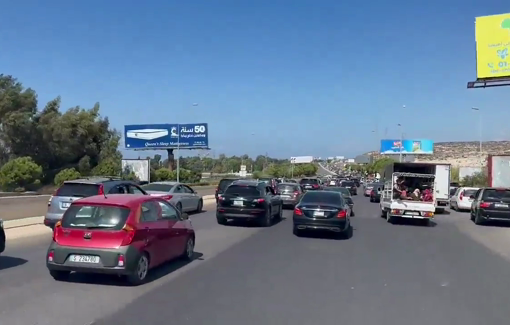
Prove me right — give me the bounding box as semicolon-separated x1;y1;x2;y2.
366;141;510;167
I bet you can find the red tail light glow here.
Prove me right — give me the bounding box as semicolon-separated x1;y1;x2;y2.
52;221;62;242
98;184;105;195
161;195;173;201
370;190;375;196
337;210;347;218
215;187;219;193
117;254;125;267
459;191;464;201
312;184;319;188
253;198;265;203
121;224;136;246
294;207;303;215
293;191;299;197
480;202;490;208
47;250;55;262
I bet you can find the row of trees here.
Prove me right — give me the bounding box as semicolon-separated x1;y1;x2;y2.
0;74;318;191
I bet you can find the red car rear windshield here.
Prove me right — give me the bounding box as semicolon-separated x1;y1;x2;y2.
61;205;130;230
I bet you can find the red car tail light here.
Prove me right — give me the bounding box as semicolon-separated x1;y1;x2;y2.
161;195;173;201
459;191;464;201
47;250;55;262
120;224;136;246
253;198;265;203
52;221;62;242
370;190;375;196
337;210;347;218
480;202;490;208
294;207;303;215
293;191;299;197
312;184;319;188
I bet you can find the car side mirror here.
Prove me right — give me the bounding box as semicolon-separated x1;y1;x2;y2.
469;195;475;199
181;213;189;220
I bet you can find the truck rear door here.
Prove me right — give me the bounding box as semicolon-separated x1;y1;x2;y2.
435;164;450;201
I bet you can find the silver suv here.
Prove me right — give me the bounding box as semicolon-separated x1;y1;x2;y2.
44;177;147;229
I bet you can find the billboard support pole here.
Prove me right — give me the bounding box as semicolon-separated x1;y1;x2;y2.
398;124;403;162
176;132;181;183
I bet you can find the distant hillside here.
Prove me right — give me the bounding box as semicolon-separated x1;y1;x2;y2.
366;141;510;167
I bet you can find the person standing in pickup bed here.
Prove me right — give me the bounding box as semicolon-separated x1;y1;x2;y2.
393;177;405;199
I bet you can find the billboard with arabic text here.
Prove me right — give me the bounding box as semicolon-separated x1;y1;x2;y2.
475;13;510;79
124;123;209;150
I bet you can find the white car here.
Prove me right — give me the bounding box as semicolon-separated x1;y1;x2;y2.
450;187;479;211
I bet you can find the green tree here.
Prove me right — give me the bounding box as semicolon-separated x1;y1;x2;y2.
54;168;81;186
0;157;42;191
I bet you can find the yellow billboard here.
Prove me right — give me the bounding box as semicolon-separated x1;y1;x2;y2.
476;13;510;79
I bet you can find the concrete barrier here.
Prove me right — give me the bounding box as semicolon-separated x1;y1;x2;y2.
2;195;217;240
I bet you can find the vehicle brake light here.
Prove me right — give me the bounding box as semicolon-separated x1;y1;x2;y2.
117;254;125;267
215;187;219;193
218;196;225;201
253;198;265;203
337;210;347;218
47;250;55;262
459;191;464;201
370;190;375;196
98;184;105;195
480;202;490;208
161;195;173;201
52;221;62;242
294;207;303;215
293;191;299;196
312;184;319;188
391;209;403;215
121;224;136;246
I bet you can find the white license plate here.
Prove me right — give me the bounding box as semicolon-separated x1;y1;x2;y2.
68;255;100;263
281;195;291;198
495;203;509;208
405;211;419;216
233;200;244;206
61;202;71;208
313;211;325;217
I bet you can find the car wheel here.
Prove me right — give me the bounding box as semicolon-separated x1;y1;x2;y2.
474;211;484;225
181;236;195;261
49;270;70;281
386;211;394;224
176;202;182;213
127;253;150;286
275;205;283;220
341;224;353;239
195;199;203;213
217;216;227;225
470;210;475;221
351;210;355;217
260;208;272;227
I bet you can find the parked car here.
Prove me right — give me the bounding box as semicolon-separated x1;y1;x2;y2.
340;180;357;195
449;187;478;211
45;178;147;229
277;182;304;208
370;183;383;203
0;219;5;254
470;187;510;225
299;178;322;191
142;182;203;213
216;180;283;226
46;194;195;285
215;178;240;204
323;187;355;216
292;190;352;238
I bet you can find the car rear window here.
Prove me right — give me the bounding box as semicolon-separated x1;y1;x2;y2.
341;181;354;187
463;189;477;197
300;178;318;185
450;188;458;196
482;189;510;201
56;183;100;197
218;179;238;190
278;184;298;192
300;191;342;204
224;185;260;197
61;205;130;230
142;184;174;192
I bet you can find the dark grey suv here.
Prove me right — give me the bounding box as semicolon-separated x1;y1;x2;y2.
44;177;147;229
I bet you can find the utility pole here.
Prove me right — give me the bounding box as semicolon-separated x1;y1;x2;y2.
398;123;403;162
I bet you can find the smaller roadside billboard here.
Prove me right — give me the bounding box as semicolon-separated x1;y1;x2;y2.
475;13;510;79
290;156;314;164
380;139;434;155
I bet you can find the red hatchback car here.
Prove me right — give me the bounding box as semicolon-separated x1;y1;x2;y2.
46;194;195;285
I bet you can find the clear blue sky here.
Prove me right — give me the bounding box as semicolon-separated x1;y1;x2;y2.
1;0;509;159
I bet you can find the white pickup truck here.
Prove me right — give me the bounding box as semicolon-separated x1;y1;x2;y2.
379;162;450;226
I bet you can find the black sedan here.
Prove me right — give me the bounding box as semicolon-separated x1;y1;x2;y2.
0;219;5;254
340;181;357;195
216;180;283;227
292;191;352;238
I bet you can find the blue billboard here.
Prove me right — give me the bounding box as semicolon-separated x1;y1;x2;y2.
380;139;434;155
124;123;209;150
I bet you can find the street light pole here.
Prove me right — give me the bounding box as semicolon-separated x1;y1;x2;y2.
398;123;403;162
472;107;482;154
176;103;199;183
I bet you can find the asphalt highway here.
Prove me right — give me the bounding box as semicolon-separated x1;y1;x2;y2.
2;191;510;325
0;186;217;221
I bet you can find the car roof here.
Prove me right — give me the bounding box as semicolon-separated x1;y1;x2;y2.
149;181;178;185
73;194;151;207
63;177;123;185
278;182;299;186
233;180;262;186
